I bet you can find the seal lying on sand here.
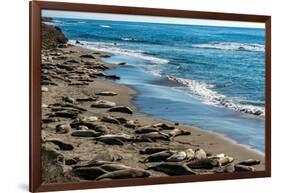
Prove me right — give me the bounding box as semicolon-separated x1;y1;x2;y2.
148;162;196;176
96;168;151;180
142;151;174;163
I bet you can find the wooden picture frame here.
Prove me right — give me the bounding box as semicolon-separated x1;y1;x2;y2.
30;1;271;192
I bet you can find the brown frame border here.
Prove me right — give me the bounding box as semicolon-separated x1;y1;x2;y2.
29;1;271;192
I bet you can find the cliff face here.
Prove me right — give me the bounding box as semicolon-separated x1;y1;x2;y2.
41;23;68;50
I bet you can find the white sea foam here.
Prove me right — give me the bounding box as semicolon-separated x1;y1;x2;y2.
121;37;133;41
163;75;264;116
69;40;169;64
192;42;265;52
99;25;111;28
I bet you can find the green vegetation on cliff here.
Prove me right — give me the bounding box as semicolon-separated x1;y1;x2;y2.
41;22;68;49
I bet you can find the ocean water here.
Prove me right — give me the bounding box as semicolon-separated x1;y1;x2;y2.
48;18;265;151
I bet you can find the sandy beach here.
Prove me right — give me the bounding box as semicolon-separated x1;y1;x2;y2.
41;43;265;184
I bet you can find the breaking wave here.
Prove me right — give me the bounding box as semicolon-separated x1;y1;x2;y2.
153;72;264;116
69;40;169;64
192;42;265;52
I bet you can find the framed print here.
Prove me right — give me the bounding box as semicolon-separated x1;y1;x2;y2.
29;1;271;192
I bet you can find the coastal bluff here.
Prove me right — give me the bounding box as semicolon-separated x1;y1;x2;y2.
41;17;68;49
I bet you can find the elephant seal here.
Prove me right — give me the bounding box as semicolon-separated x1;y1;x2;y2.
136;132;170;142
186;158;216;169
95;168;151;180
185;149;195;161
168;128;191;138
166;151;187;162
142;151;174;163
238;159;260;166
99;138;124;145
148;162;196;176
234;164;255;172
194;148;207;160
73;167;107;180
100;163;131;172
139;147;167;154
135;127;160;134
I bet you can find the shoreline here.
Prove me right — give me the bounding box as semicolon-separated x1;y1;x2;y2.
41;43;265;183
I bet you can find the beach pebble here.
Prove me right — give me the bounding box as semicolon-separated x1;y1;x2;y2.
55;124;71;134
71;130;101;137
101;116;120;124
41;86;49;92
238;159;261;166
96;91;118;96
91;100;116;108
108;106;133;114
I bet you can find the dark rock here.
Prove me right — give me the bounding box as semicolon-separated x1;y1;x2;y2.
119;62;126;65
